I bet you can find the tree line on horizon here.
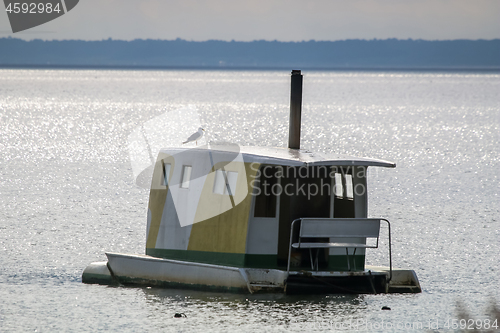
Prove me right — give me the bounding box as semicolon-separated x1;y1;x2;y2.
0;37;499;69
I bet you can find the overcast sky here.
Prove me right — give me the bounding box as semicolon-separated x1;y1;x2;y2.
1;0;499;41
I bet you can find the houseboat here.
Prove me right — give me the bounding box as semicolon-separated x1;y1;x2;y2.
82;71;421;294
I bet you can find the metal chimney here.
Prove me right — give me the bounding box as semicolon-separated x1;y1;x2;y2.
288;70;303;150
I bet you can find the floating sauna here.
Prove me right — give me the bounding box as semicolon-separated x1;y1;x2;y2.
83;71;421;294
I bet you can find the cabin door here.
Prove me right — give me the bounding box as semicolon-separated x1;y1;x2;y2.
277;166;331;266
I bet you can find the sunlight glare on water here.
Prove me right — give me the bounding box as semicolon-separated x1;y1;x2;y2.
0;69;498;332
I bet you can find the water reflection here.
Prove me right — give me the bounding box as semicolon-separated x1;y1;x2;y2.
140;286;367;329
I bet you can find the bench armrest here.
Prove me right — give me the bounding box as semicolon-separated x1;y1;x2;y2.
292;242;378;249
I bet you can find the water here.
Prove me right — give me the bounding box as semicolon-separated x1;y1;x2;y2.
0;69;499;332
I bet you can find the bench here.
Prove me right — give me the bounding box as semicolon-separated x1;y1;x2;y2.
287;218;392;279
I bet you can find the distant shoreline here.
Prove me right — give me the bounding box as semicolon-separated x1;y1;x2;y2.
2;38;499;71
1;64;499;73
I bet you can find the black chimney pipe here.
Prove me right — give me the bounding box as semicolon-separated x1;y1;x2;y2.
288;70;303;149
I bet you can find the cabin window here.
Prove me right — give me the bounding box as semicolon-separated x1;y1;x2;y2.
333;169;355;218
334;172;353;200
345;174;354;200
213;169;238;195
254;166;278;218
162;162;171;186
226;171;238;195
213;170;225;194
334;173;343;197
180;165;192;188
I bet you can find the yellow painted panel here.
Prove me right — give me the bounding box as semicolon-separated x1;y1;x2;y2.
188;162;260;254
146;153;175;249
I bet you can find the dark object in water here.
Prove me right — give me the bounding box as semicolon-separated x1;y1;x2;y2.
382;306;391;310
174;313;187;318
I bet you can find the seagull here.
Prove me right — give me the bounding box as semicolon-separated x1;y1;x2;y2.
183;127;205;145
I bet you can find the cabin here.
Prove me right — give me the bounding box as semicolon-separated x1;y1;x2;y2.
146;145;394;275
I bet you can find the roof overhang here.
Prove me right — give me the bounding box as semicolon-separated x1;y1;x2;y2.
239;146;396;168
159;145;396;168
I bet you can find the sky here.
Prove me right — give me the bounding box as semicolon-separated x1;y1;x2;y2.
1;0;499;41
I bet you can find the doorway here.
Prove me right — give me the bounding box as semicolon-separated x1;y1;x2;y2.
277;166;332;266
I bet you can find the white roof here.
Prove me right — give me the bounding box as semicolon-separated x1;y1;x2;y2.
159;144;396;168
239;146;395;168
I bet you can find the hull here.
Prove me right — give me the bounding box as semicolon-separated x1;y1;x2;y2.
286;270;388;294
82;253;421;294
105;252;287;293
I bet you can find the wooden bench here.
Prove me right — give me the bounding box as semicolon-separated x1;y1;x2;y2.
287;218;392;279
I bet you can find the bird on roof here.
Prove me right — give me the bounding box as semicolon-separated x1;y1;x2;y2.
183;127;205;145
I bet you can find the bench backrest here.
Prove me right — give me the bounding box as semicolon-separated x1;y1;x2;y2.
299;218;380;239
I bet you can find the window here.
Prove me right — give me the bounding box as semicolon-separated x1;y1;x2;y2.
213;169;225;194
162;162;171;186
225;171;238;195
213;169;238;195
334;172;353;200
345;174;354;200
180;166;192;188
333;169;355;218
334;173;343;198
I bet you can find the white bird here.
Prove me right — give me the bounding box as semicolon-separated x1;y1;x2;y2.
183;127;205;145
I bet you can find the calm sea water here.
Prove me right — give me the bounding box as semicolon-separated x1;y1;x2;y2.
0;69;499;332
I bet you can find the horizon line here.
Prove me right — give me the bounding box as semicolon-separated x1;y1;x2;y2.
1;64;499;73
2;37;500;43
